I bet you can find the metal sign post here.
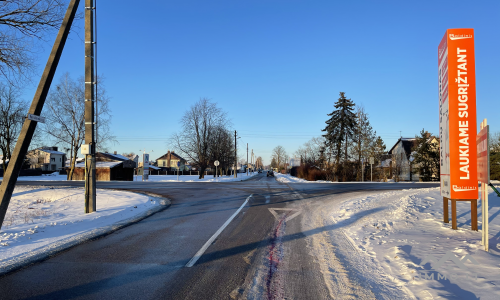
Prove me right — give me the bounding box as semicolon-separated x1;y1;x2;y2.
143;153;149;181
477;119;489;251
214;160;219;182
369;157;374;182
177;161;180;181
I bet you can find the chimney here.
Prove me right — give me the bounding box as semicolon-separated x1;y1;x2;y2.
114;151;117;155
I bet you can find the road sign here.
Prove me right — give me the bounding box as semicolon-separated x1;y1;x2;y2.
27;114;46;123
438;28;477;199
143;153;149;181
477;124;489;183
369;157;374;165
177;161;180;167
214;160;220;166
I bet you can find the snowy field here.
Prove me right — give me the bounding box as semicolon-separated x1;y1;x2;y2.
6;172;259;182
0;186;166;273
301;186;500;299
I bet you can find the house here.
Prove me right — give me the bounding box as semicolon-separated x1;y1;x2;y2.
157;150;187;170
26;147;66;172
70;152;136;181
388;134;439;181
122;153;139;166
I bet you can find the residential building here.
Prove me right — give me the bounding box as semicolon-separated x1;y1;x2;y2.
26;147;66;172
70;152;136;181
388;134;439;181
157;150;187;170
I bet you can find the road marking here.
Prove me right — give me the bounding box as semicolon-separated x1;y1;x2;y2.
265;195;270;203
186;194;253;267
268;208;301;222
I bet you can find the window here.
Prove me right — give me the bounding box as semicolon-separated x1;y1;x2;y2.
162;161;165;167
51;158;55;162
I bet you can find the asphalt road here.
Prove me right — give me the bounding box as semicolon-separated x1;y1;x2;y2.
0;174;439;299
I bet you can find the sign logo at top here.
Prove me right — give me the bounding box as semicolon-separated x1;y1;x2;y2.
449;33;473;40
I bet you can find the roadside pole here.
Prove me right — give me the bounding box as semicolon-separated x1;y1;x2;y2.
370;157;374;182
247;143;249;177
177;161;180;181
0;0;80;230
234;130;237;178
478;119;489;251
215;160;219;182
84;0;97;213
361;158;364;182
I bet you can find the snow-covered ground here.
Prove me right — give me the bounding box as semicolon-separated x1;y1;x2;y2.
274;173;434;184
274;172;330;183
5;172;259;182
301;186;500;299
0;186;167;273
134;172;259;182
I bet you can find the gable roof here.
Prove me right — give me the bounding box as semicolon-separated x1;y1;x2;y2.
388;138;417;156
39;149;66;155
157;151;186;161
75;161;122;168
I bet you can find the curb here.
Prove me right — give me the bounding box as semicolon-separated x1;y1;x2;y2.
0;193;171;277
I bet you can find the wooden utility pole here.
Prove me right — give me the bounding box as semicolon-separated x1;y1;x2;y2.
0;0;80;230
247;143;249;176
84;0;96;213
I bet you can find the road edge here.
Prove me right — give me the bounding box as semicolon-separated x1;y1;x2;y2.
0;192;171;277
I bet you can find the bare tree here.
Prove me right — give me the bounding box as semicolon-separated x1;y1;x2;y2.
42;73;114;180
272;145;287;172
170;98;229;179
0;0;69;83
0;82;27;172
295;136;326;166
208;125;234;176
255;156;263;169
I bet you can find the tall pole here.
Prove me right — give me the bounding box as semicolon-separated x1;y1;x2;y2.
84;0;96;213
247;143;249;176
0;0;80;230
234;130;237;178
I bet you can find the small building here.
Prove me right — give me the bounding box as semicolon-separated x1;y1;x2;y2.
157;150;187;170
388;134;439;181
70;152;135;181
26;147;66;172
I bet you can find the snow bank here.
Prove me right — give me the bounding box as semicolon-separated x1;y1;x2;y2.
0;186;168;274
274;173;331;183
321;186;500;299
134;172;259;182
4;172;259;182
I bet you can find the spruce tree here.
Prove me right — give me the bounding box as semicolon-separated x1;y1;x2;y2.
490;132;500;180
322;92;357;180
412;129;440;181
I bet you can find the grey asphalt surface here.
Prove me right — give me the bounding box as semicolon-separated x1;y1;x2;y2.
0;174;439;299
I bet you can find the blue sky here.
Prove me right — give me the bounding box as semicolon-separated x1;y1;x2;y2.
22;0;500;164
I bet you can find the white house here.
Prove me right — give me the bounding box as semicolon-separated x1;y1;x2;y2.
388;134;439;181
27;147;66;172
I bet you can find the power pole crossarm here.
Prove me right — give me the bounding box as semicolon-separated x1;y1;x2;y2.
0;0;81;230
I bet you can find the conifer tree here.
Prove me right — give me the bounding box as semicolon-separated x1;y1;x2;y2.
322;92;357;180
490;132;500;180
412;129;440;181
352;106;375;180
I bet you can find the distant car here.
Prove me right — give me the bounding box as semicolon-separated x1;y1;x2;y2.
258;170;262;173
267;170;274;177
